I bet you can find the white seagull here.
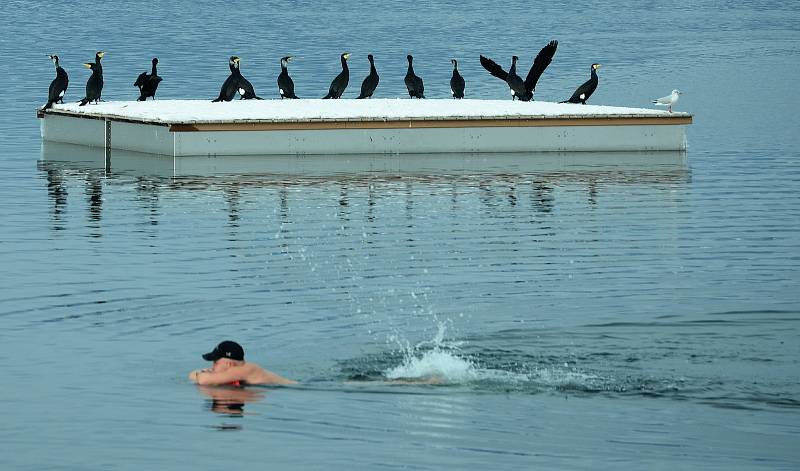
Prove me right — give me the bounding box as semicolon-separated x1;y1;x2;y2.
652;89;682;113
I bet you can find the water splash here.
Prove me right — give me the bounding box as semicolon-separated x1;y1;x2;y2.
384;322;477;382
385;348;477;382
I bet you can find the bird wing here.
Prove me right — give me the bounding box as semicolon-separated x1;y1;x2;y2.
524;40;558;93
653;94;672;104
134;72;148;88
480;55;508;81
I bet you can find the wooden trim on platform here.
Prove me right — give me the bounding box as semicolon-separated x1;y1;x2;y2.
169;116;692;132
38;109;692;132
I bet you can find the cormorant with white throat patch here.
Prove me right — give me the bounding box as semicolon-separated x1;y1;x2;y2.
235;57;261;100
278;56;298;99
212;56;241;102
79;51;105;106
44;54;68;110
562;63;601;104
323;53;351;99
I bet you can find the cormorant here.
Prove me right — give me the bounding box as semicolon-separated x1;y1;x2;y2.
323;52;350;99
404;55;424;99
43;54;68;110
277;56;298;99
450;59;465;99
356;54;379;99
235;57;262;100
213;56;240;102
652;89;682;113
561;63;601;104
79;51;105;106
480;40;558;102
134;57;162;101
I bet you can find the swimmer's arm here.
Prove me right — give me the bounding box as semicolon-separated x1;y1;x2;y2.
256;368;298;385
191;368;243;386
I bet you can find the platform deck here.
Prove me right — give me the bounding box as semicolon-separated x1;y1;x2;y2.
39;99;691;156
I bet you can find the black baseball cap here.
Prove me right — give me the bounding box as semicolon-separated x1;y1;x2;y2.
202;340;245;361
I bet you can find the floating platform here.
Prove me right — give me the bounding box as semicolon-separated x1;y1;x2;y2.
38;99;691;156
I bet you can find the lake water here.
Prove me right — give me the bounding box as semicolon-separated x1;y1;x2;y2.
1;0;799;469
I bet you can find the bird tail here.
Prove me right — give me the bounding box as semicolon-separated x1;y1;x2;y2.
559;100;570;104
322;92;333;99
211;97;223;103
43;101;53;110
79;98;89;106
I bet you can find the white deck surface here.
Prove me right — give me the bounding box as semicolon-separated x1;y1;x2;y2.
46;99;684;124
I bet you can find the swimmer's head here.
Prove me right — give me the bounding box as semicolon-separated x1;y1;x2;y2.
202;340;245;362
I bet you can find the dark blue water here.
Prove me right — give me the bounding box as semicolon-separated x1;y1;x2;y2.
1;1;799;469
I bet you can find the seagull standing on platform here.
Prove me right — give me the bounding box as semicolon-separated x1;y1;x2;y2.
652;89;682;112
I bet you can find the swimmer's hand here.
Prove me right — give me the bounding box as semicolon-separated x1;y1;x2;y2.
188;369;212;383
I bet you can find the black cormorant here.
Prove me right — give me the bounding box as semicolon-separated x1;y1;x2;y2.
323;53;351;99
404;55;424;99
356;54;379;99
277;56;298;99
213;56;240;102
520;40;558;101
450;59;465;99
79;51;105;106
562;63;601;104
134;57;162;101
235;57;262;100
480;40;558;101
43;54;68;110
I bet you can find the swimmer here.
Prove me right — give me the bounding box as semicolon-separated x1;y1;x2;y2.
189;340;297;386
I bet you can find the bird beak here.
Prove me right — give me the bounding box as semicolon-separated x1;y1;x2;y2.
287;56;294;62
97;51;105;58
344;53;351;60
234;57;240;63
82;63;92;68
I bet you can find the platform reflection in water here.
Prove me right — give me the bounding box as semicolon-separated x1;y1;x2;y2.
41;140;688;181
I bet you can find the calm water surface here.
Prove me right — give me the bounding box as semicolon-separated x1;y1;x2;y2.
1;1;799;469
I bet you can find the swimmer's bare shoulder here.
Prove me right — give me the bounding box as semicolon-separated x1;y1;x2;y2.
245;362;297;385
